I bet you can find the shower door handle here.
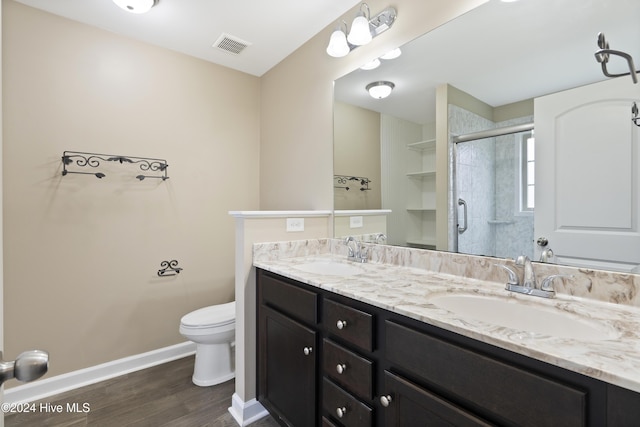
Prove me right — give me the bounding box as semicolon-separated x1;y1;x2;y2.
458;198;468;234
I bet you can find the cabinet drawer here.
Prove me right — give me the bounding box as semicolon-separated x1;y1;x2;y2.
324;299;373;352
323;378;372;427
323;339;373;400
260;272;318;325
322;417;339;427
385;321;586;427
381;370;493;426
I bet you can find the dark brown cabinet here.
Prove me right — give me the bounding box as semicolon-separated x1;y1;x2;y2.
257;268;640;427
381;371;492;426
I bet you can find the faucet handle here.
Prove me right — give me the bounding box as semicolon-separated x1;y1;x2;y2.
494;264;519;286
540;274;574;291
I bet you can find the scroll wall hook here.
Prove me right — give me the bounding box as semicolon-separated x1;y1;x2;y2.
158;260;183;277
594;32;639;84
632;102;640;127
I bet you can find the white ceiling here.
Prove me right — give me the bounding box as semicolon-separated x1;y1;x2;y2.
335;0;640;124
13;0;361;76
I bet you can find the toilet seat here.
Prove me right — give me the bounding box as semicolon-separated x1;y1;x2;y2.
181;302;235;329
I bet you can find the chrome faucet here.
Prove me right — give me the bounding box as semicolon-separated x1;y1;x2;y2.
494;256;572;299
516;255;536;289
344;236;368;263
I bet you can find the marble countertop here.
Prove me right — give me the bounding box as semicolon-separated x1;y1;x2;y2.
254;253;640;393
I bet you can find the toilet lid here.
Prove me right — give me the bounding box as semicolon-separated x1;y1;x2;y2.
181;302;235;328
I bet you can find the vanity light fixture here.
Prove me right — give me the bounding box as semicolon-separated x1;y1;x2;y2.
326;3;397;58
326;21;350;58
347;3;373;46
112;0;158;14
380;47;402;60
360;58;381;70
366;81;395;99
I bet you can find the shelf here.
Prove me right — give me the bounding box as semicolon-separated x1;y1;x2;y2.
406;170;436;178
487;220;515;225
407;139;436;151
406;238;437;247
406;208;436;212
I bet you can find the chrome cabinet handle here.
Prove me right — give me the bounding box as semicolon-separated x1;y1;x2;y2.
303;347;313;356
336;363;347;374
380;395;393;407
336;407;347;418
336;320;347;330
0;350;49;386
458;198;468;234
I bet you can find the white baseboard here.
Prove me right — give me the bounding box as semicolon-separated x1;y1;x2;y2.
4;341;196;405
228;393;269;426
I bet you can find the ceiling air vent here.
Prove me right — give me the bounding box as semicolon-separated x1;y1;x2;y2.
213;33;251;55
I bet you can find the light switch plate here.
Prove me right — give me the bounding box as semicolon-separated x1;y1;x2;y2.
286;218;304;232
349;216;364;228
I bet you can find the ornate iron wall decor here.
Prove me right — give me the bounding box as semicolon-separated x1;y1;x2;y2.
334;175;371;191
157;260;183;277
61;151;169;181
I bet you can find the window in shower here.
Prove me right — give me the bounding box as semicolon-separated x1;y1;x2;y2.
520;131;535;212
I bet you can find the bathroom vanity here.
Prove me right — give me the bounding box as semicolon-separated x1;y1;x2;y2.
254;241;640;427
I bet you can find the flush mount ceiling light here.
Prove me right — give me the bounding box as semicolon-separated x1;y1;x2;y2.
366;81;395;99
112;0;158;14
326;3;397;58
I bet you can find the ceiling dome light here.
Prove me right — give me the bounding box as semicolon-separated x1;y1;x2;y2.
366;81;395;99
347;4;372;46
380;48;402;60
326;27;350;58
112;0;158;14
360;58;381;70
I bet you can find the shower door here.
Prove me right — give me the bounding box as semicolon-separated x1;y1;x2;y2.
454;129;535;260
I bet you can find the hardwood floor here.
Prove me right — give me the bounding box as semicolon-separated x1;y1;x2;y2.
5;356;279;427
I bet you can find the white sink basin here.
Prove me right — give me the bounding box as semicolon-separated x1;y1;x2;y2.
292;260;365;276
429;294;619;341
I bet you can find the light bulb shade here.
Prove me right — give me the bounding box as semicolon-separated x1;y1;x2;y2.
360;58;381;70
113;0;157;14
366;81;395;99
380;48;402;60
326;29;350;58
347;13;372;46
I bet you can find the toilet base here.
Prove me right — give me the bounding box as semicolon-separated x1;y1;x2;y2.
191;342;235;387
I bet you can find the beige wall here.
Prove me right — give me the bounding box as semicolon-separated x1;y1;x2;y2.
333;102;381;210
2;0;260;381
260;0;488;211
1;0;488;387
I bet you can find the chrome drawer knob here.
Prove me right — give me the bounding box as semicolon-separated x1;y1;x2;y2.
336;363;347;374
380;395;393;407
336;406;347;418
303;347;313;356
336;320;347;330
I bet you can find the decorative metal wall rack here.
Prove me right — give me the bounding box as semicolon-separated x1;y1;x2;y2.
334;175;371;191
62;151;169;181
157;260;183;277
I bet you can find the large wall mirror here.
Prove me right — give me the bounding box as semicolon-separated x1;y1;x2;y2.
333;0;640;272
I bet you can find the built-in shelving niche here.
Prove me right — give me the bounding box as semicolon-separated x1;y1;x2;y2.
61;151;169;181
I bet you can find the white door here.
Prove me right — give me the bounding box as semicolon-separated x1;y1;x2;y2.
535;77;640;272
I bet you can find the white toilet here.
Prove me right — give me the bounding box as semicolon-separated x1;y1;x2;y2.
179;301;235;387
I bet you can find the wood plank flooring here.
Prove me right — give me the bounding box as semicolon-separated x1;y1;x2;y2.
5;356;279;427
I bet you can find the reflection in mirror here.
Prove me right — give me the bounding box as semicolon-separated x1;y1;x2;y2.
333;0;640;272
